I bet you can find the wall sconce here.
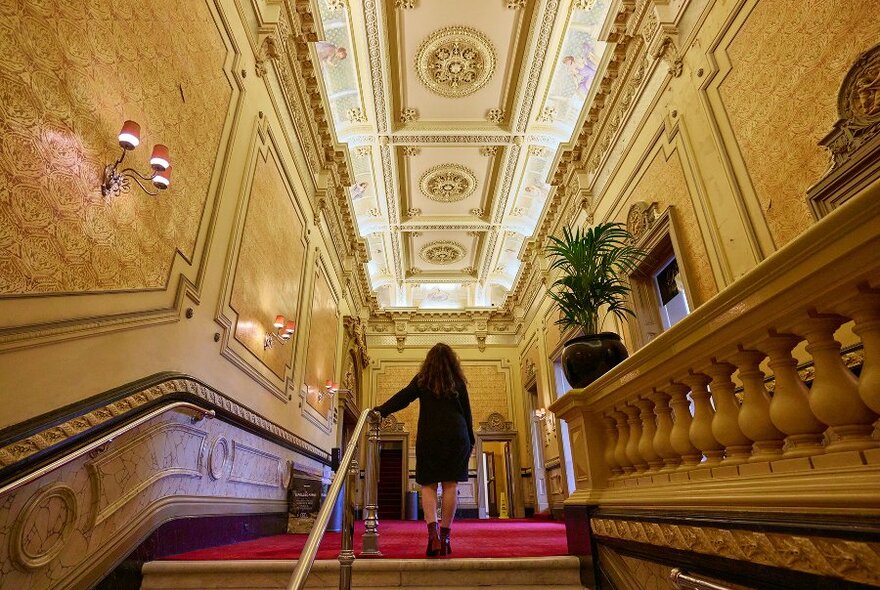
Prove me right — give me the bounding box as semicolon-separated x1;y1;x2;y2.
101;120;173;197
264;314;296;349
317;380;339;401
534;408;548;421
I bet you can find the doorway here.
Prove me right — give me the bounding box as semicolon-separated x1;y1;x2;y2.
378;440;404;520
480;441;515;518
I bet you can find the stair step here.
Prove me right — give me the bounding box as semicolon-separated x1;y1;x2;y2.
141;556;584;589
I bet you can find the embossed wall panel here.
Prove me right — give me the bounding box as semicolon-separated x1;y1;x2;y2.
719;0;880;247
230;149;306;380
622;149;717;306
303;266;339;419
0;0;231;294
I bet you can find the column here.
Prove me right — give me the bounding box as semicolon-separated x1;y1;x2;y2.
622;404;648;472
666;382;702;469
612;409;634;474
602;413;623;478
683;372;724;466
648;389;681;471
635;397;663;472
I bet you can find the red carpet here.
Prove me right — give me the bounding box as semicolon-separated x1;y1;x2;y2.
164;519;568;560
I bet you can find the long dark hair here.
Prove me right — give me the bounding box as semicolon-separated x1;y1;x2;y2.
416;343;467;399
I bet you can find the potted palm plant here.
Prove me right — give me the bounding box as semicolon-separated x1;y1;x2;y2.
546;222;646;389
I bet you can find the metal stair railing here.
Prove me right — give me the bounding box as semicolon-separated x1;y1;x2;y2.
287;408;382;590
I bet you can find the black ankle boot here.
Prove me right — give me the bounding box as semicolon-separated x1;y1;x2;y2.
426;522;441;556
440;526;451;556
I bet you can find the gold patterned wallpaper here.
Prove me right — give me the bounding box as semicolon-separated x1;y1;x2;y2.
303;266;339;418
230;150;306;379
719;0;880;248
375;362;510;449
622;149;717;306
0;0;231;295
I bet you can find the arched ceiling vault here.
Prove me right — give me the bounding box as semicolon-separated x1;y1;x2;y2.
311;0;611;311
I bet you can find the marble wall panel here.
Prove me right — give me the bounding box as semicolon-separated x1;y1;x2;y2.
719;0;880;247
303;265;339;419
0;410;315;590
230;149;307;379
0;0;231;294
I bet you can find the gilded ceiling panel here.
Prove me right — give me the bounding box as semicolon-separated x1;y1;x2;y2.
0;0;231;294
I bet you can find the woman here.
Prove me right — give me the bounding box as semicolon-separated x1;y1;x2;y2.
374;343;475;557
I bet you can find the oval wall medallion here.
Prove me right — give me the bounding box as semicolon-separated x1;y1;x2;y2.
419;241;466;265
11;484;78;570
208;436;229;481
419;164;477;202
415;26;496;98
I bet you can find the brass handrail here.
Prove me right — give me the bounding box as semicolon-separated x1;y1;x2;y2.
669;568;738;590
287;408;382;590
0;402;215;498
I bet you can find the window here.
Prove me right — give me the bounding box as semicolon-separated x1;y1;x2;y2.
626;204;695;348
653;256;690;329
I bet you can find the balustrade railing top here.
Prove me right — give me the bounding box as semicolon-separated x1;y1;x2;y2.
550;179;880;508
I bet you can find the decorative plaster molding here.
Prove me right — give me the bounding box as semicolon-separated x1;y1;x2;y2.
591;518;880;587
415;26;496;98
419;241;467;265
419;164;478;202
0;375;330;471
478;412;514;432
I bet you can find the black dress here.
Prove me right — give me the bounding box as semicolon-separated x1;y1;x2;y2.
376;376;475;485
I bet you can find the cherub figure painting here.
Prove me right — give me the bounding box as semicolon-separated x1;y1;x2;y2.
315;41;348;66
350;181;368;200
562;39;598;98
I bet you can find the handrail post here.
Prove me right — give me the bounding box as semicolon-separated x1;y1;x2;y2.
361;410;382;556
338;457;358;590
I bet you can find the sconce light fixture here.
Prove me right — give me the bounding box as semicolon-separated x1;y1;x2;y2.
534;408;548;421
101;120;173;197
264;314;296;349
318;380;339;401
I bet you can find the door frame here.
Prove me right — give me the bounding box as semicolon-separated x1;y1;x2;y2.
475;429;524;519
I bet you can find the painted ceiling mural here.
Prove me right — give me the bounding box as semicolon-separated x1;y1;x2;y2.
314;0;609;310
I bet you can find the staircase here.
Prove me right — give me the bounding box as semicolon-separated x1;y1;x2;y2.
141;556;585;589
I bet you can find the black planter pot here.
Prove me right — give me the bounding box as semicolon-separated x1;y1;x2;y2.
561;332;629;389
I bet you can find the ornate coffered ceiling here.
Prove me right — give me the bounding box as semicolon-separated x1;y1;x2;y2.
312;0;611;310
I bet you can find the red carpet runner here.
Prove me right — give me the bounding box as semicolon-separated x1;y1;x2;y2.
165;519;568;561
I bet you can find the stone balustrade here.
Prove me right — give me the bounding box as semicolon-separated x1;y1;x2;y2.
549;182;880;510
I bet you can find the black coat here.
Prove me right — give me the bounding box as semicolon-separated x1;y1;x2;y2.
376;376;475;485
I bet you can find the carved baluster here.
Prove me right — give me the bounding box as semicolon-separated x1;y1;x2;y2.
732;348;784;461
612;409;634;475
648;389;681;471
635;397;662;472
666;382;702;469
795;313;879;451
683;372;724;466
764;332;827;457
622;404;648;472
704;360;753;464
602;413;623;479
838;289;880;415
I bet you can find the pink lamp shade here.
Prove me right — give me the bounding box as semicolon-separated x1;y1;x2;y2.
273;315;285;329
284;320;296;334
152;166;172;189
118;120;141;150
150;144;170;170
